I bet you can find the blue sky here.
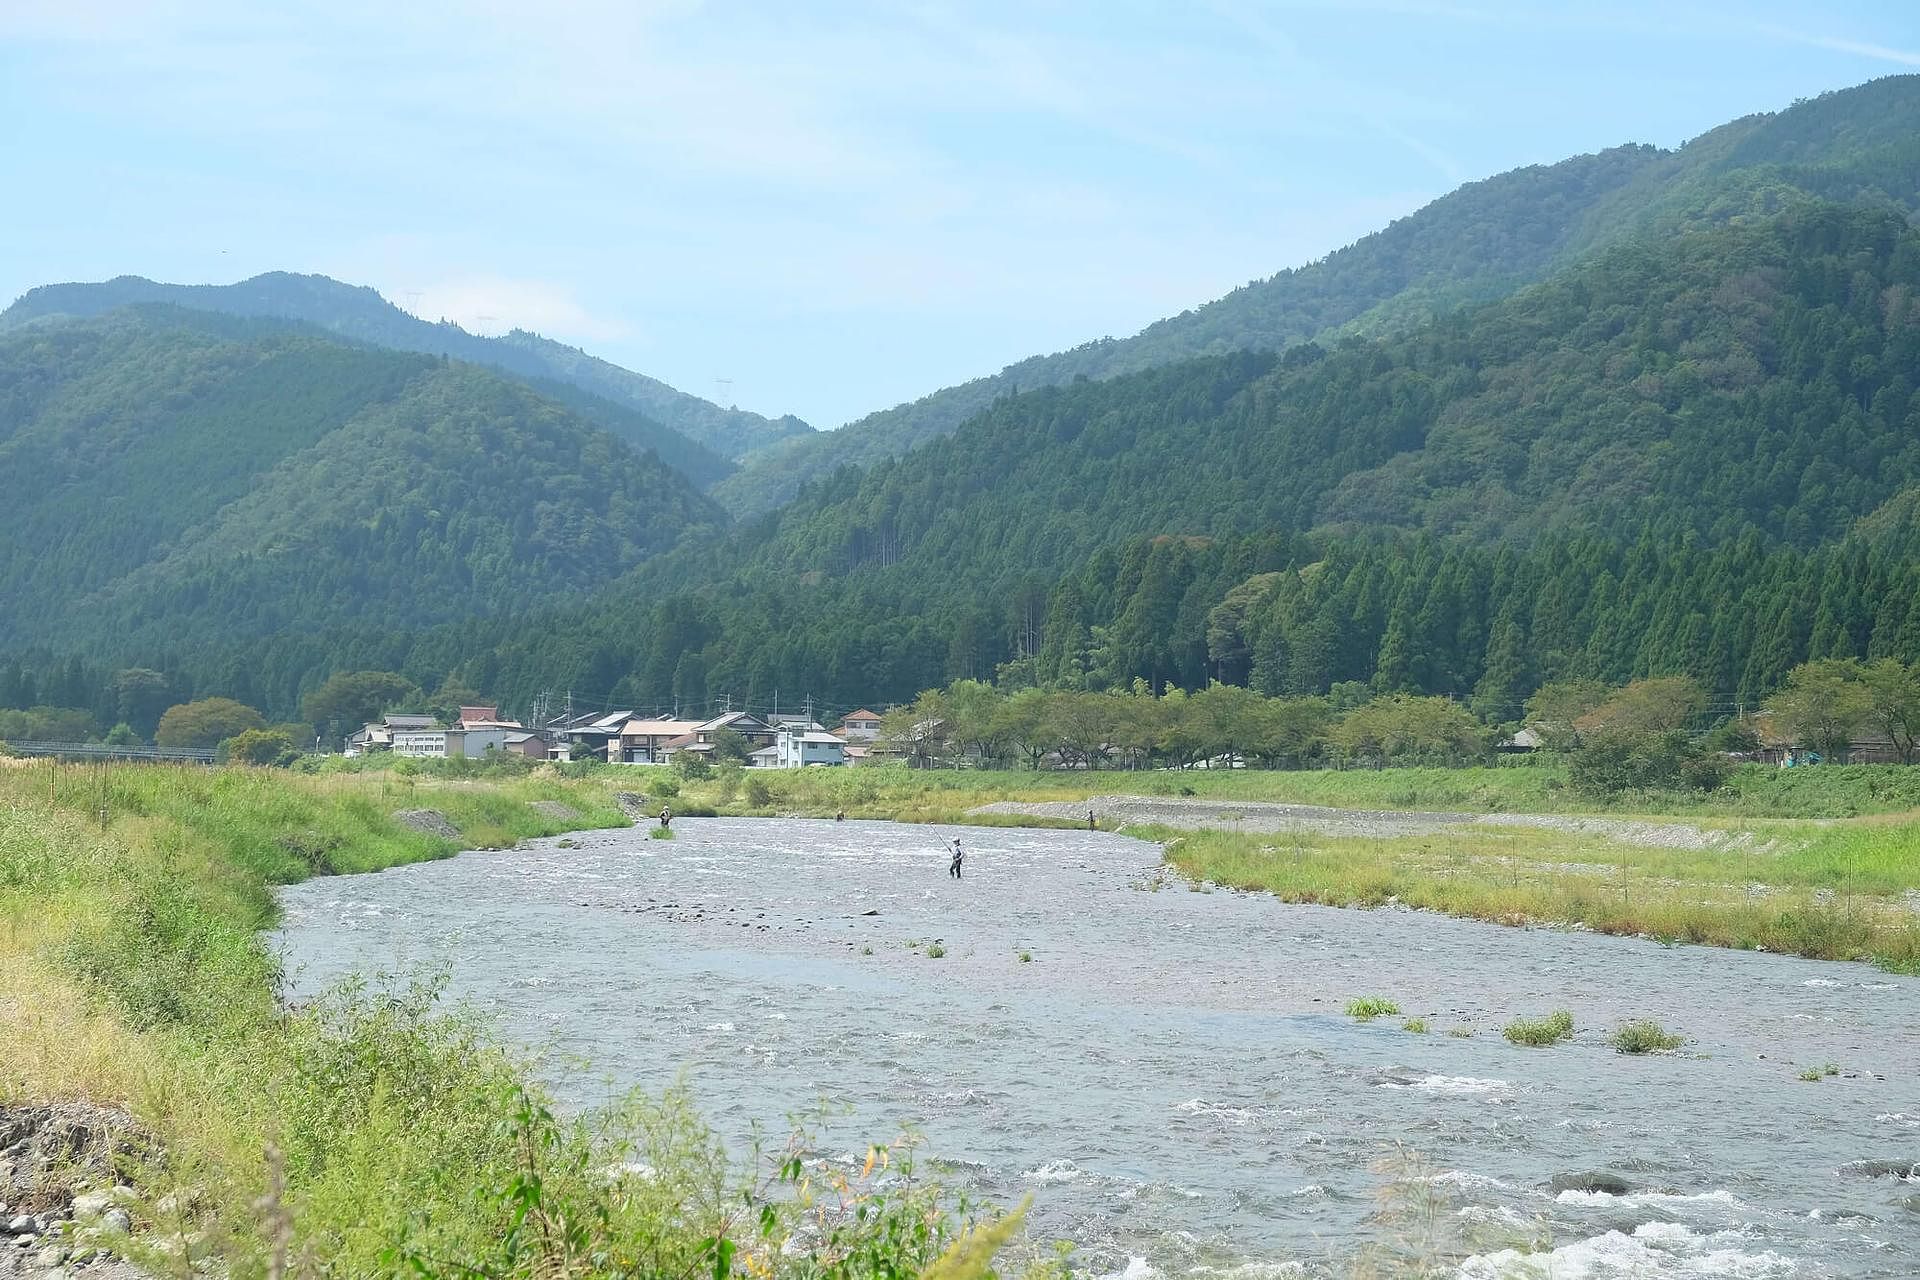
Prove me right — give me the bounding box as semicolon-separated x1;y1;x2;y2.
4;2;1917;428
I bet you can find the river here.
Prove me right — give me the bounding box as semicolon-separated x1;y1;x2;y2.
273;817;1920;1278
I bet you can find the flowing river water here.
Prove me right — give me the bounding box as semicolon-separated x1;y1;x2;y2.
273;818;1920;1278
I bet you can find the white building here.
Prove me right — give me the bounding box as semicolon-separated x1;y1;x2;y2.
775;727;846;768
392;729;450;758
390;727;516;759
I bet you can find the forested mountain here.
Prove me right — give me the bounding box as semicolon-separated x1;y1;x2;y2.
0;271;811;463
740;205;1920;577
714;74;1920;515
343;201;1912;718
5;79;1920;730
0;306;723;652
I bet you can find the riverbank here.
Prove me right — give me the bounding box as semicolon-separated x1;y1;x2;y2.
649;762;1920;971
0;764;1013;1278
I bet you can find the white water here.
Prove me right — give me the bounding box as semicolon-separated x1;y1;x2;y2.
275;818;1920;1277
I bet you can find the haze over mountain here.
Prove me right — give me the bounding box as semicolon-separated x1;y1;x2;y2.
0;306;724;653
713;75;1920;515
0;271;812;465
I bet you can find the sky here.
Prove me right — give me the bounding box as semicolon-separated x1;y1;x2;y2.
4;2;1918;429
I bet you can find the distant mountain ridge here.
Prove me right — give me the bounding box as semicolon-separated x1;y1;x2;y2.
0;305;725;653
712;74;1920;515
0;271;813;464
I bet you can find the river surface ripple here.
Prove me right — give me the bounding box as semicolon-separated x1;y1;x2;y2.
274;818;1920;1279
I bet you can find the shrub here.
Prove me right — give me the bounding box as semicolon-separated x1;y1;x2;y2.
1345;996;1401;1020
646;775;680;799
1570;729;1724;796
743;776;773;807
925;943;946;958
225;727;298;767
648;827;675;841
1610;1019;1683;1054
1503;1010;1575;1046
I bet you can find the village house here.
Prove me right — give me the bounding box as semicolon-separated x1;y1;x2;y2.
344;712;437;757
839;709;883;740
650;711;777;766
613;716;703;764
547;710;633;760
775;726;846;768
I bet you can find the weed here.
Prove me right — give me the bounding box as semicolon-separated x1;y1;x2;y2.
1016;950;1033;963
1345;996;1401;1021
1402;1018;1428;1034
1503;1010;1575;1047
1609;1019;1684;1054
648;826;675;840
1797;1062;1840;1081
925;943;947;958
1446;1027;1474;1038
859;946;873;956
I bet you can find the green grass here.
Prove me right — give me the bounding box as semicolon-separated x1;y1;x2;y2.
1797;1062;1841;1081
1504;1010;1575;1047
1402;1018;1429;1034
679;761;1920;822
1345;996;1401;1020
648;825;676;839
0;762;1017;1278
1156;819;1920;972
1609;1019;1684;1054
925;942;947;958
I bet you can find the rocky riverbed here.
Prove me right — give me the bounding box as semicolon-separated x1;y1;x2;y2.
0;1105;151;1279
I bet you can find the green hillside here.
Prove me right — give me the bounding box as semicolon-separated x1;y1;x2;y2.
369;201;1920;716
0;271;811;463
0;307;724;651
714;75;1920;515
744;205;1919;579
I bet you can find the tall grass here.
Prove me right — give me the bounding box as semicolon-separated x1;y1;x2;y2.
1156;820;1920;972
632;759;1920;823
0;763;1020;1278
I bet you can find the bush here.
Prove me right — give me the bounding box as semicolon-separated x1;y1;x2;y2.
646;775;680;799
673;751;711;780
743;776;773;807
225;727;299;767
1504;1010;1575;1046
1570;729;1724;796
1345;996;1401;1020
1610;1019;1684;1054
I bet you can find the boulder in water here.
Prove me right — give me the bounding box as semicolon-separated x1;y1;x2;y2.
1837;1158;1920;1180
1547;1172;1636;1196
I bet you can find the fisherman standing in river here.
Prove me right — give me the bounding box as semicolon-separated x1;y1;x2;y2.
949;837;964;879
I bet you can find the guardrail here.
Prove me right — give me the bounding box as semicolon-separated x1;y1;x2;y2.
2;740;219;763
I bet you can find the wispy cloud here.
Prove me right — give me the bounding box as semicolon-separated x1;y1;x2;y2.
405;275;631;342
1757;23;1920;68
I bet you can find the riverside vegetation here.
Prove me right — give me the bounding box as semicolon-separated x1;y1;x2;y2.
620;756;1920;973
0;762;1029;1278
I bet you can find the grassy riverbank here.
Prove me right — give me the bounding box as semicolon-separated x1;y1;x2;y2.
1153;820;1920;972
647;761;1920;971
0;762;1017;1278
654;759;1920;822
